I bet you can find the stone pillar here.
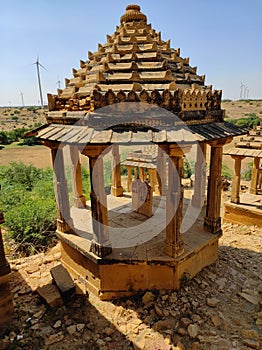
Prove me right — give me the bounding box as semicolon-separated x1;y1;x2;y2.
231;155;245;203
204;143;224;234
192;143;207;207
127;166;132;192
0;211;14;334
250;157;260;194
111;144;123;197
149;168;156;191
70;145;86;208
89;155;112;258
165;154;184;257
139;167;146;181
51;147;73;233
156;147;166;196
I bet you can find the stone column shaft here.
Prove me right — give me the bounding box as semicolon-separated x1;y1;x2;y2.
111;144;123;197
149;168;156;191
204;145;223;233
89;156;112;258
156;147;166;196
192;143;207;207
51;147;72;233
70;146;86;208
127;166;132;192
250;157;260;194
231;156;245;203
165;155;184;258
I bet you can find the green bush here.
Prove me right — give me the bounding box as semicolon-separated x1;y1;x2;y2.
221;163;233;180
225;114;261;130
242;162;253;181
0;163;57;254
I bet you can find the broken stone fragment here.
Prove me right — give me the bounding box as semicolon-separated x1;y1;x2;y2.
238;292;261;305
142;291;154;305
50;264;75;299
187;323;199;338
242;339;260;349
206;297;220;307
36;282;63;308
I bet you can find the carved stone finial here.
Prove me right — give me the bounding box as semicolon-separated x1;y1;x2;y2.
120;4;147;24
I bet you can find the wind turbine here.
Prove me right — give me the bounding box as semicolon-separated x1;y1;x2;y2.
33;56;47;108
20;91;25;107
56;76;62;89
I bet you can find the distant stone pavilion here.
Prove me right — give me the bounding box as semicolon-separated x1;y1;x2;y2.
224;123;262;227
30;4;245;299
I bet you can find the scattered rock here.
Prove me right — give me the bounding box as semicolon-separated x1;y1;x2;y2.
67;325;77;335
9;331;16;343
207;298;220;307
174;341;185;350
26;265;39;274
191;342;200;350
96;339;106;347
187;324;199;338
242;339;260;349
76;323;85;332
211;315;222;327
215;277;227;289
53;320;62;329
45;332;64;346
178;328;187;336
153;318;174;331
142;291;154;305
241;329;259;340
257;284;262;293
238;292;261;305
103;327;115;336
154;303;164;318
180;317;192;328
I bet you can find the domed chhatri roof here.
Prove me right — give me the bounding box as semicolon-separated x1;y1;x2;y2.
47;4;223;124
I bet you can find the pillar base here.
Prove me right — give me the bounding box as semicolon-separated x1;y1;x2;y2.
57;218;74;234
231;197;240;204
111;186;124;197
204;217;222;234
164;240;184;258
250;188;258;195
90;240;112;258
73;196;86;208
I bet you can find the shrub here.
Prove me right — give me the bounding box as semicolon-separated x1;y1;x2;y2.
221;163;233;180
225;114;261;129
242;162;253;181
0;163;57;254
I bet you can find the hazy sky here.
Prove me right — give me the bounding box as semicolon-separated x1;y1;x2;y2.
1;0;261;106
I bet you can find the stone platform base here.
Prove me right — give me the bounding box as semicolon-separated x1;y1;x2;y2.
223;193;262;227
58;232;219;300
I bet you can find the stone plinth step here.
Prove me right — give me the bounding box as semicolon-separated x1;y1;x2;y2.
50;264;76;299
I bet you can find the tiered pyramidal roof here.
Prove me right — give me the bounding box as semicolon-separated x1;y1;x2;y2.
47;4;223;124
